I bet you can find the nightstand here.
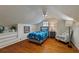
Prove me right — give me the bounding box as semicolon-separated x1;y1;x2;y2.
49;31;56;38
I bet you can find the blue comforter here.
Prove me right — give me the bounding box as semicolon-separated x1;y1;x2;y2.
27;31;48;41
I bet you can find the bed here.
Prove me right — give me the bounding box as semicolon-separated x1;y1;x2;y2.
27;27;49;44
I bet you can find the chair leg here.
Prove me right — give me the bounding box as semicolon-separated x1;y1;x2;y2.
67;42;72;48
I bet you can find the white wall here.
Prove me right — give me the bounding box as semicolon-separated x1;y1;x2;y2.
35;20;50;31
18;24;37;40
31;24;38;31
33;18;66;35
33;21;43;31
47;18;58;32
72;22;79;50
57;20;66;34
18;24;31;40
47;18;66;34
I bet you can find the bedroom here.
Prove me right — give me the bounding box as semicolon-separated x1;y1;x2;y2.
0;5;79;53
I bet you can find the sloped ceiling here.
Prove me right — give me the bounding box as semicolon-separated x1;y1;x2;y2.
0;5;79;25
47;5;79;20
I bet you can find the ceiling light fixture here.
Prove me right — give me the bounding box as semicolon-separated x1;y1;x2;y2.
42;7;47;18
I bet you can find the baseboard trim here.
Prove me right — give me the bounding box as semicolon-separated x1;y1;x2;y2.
71;41;79;51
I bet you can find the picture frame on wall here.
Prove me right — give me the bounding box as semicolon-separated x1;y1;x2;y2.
24;26;30;33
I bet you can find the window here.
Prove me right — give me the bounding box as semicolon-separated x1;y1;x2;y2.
43;21;48;26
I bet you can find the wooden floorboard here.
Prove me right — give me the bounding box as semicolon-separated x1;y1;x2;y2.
0;38;78;53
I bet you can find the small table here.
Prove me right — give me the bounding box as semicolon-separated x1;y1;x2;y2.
49;31;56;38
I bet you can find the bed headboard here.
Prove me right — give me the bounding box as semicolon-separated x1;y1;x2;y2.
40;26;49;31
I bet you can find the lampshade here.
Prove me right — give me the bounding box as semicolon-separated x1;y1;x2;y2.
65;20;73;27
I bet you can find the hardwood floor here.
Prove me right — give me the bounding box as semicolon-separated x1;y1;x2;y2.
0;38;78;53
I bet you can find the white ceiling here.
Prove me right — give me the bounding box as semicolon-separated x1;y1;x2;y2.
0;5;79;25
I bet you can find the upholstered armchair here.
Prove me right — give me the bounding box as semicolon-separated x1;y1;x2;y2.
56;32;70;43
